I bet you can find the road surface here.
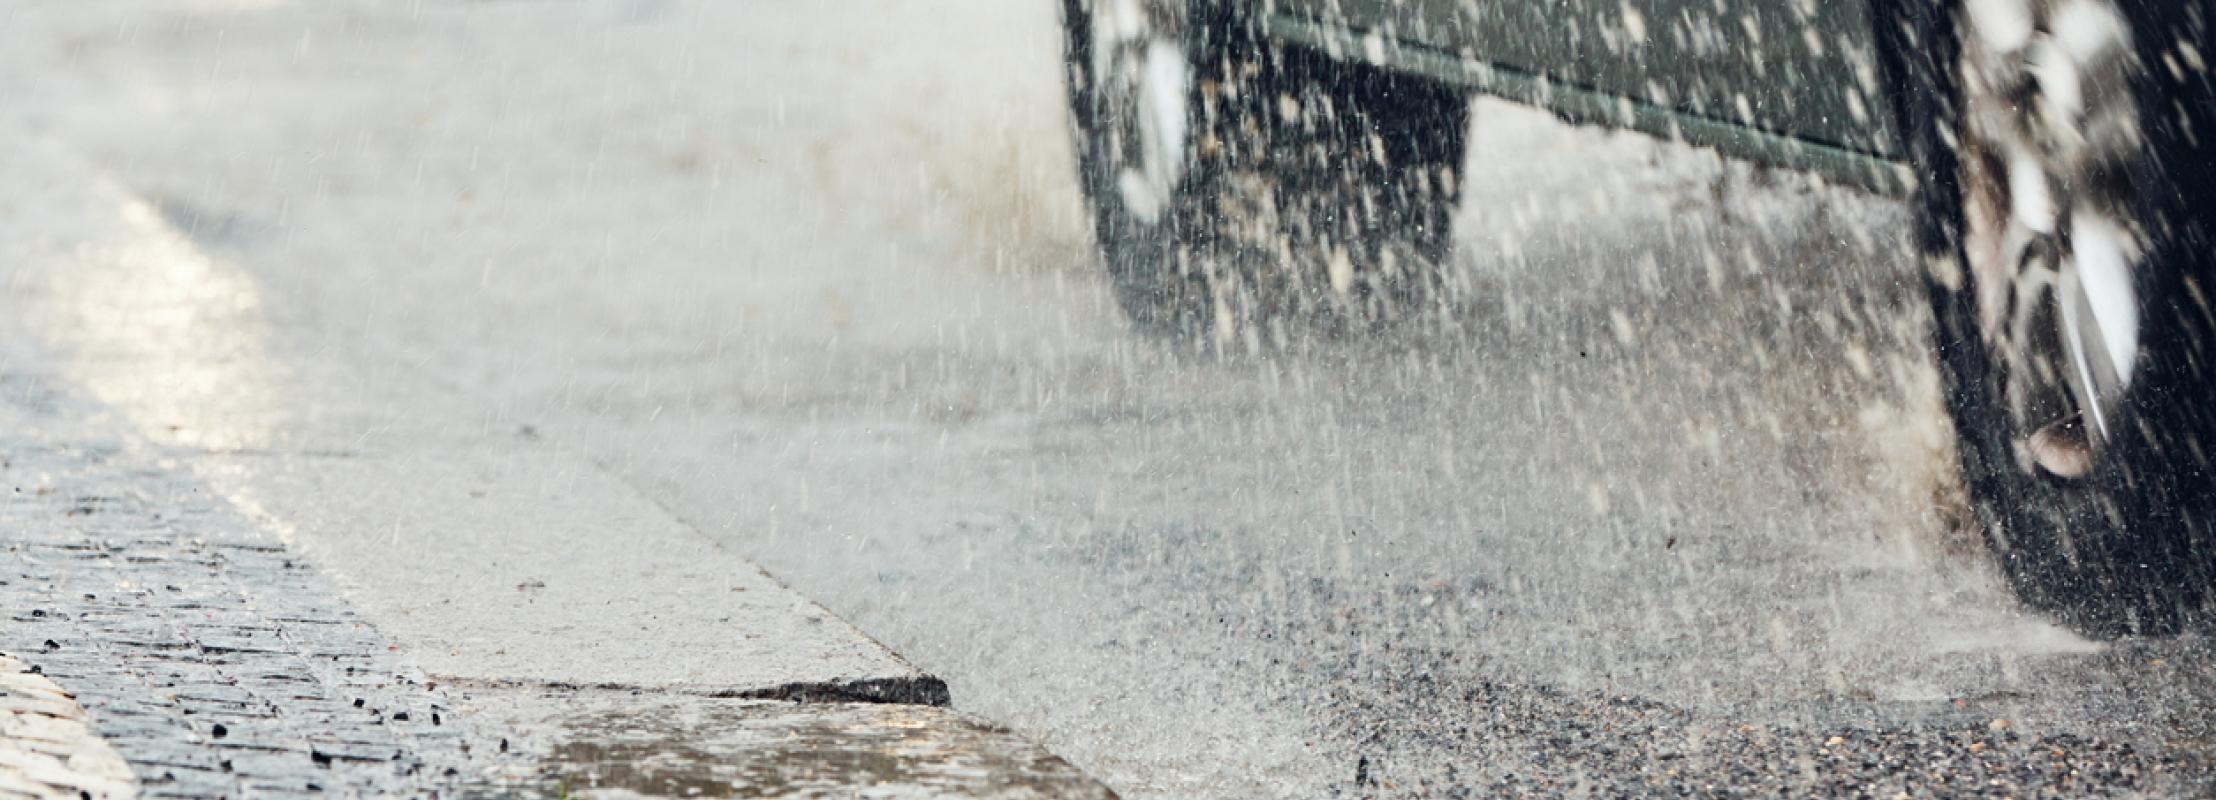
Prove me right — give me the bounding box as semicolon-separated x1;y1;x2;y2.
4;1;2212;796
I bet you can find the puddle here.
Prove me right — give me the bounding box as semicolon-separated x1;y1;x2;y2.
500;692;1115;799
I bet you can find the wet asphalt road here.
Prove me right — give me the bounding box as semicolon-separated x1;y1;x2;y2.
6;1;2215;796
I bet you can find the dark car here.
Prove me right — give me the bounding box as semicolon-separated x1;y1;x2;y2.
1060;0;2216;636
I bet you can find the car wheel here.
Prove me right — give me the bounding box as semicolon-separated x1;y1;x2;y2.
1883;0;2216;636
1059;0;1470;347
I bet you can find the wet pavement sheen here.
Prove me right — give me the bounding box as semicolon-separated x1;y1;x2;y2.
0;363;519;797
492;691;1114;799
3;1;2214;797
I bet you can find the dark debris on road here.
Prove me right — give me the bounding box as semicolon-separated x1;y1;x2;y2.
1325;659;2216;799
0;368;523;798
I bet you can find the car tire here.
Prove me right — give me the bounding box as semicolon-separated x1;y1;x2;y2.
1880;0;2216;636
1060;0;1470;347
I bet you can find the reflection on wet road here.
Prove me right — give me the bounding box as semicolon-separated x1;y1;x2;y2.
4;1;2211;796
40;189;287;452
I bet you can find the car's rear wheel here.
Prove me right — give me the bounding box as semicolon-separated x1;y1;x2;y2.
1060;0;1470;348
1885;0;2216;636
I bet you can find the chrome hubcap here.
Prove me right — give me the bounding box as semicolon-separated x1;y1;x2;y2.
1960;0;2143;477
2058;213;2139;441
1090;0;1189;223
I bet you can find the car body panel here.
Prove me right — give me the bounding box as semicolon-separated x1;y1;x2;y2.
1260;0;1909;194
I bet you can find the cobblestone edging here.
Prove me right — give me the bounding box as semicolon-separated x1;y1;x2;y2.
0;368;516;798
0;653;136;800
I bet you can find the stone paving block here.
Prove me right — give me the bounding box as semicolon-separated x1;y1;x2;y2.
0;366;523;796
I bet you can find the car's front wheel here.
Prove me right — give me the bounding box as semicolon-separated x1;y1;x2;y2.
1886;0;2216;636
1060;0;1471;347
